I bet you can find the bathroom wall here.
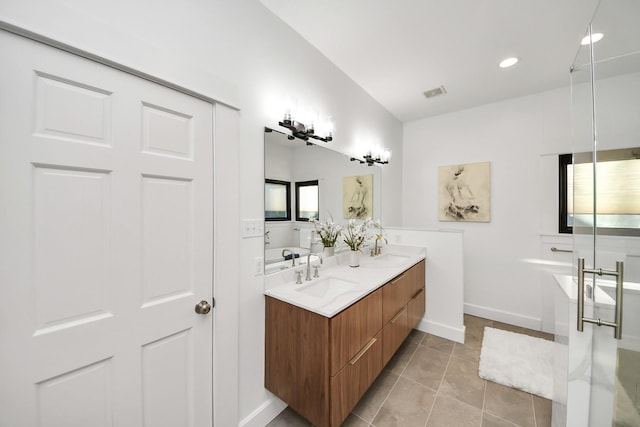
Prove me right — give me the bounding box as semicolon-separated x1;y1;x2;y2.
403;87;574;329
0;1;403;426
403;71;640;331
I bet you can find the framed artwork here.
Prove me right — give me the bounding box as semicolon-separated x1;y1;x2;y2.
343;174;373;219
438;161;491;222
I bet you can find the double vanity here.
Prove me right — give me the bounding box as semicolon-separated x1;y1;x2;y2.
264;244;426;427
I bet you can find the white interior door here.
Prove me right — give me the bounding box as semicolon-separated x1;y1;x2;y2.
0;30;214;426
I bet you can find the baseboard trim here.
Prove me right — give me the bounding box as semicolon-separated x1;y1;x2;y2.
464;303;541;331
417;318;465;344
239;396;286;427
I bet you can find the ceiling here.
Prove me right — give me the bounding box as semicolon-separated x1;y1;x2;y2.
260;0;600;122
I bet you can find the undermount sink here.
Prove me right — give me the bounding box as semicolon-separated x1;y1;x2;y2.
361;253;410;268
295;277;358;299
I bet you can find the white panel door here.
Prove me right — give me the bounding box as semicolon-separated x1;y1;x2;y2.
0;30;213;427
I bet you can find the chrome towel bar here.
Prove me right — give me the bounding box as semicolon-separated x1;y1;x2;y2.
551;247;573;253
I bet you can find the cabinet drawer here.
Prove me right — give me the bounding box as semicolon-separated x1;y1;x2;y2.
382;273;411;325
330;288;382;376
330;331;383;427
408;288;425;329
382;306;410;366
410;260;426;298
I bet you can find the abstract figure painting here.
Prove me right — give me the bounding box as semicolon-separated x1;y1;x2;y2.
439;161;491;222
343;174;373;219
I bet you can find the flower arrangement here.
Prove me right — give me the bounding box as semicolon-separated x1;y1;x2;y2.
310;215;343;248
343;218;374;251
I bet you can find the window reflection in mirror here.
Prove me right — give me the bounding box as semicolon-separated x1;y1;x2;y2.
296;180;319;221
265;179;291;221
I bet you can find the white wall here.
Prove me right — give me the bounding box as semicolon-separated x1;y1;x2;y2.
385;228;465;343
0;1;403;426
403;69;640;332
403;87;574;330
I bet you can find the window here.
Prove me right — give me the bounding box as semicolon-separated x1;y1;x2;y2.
558;154;572;233
295;180;319;221
559;148;640;236
265;179;291;221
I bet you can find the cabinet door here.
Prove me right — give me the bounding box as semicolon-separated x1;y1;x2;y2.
382;306;409;366
330;289;382;376
382;273;411;325
330;331;383;427
408;288;425;329
265;297;330;427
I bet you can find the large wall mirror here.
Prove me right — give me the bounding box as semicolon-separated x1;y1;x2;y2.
264;128;382;274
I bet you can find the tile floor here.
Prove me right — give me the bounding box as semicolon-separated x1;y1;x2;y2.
267;315;554;427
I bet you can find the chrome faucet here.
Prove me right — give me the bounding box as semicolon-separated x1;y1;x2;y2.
305;252;323;281
371;238;382;256
282;248;297;266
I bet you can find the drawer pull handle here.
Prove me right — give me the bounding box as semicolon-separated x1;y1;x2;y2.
411;288;424;300
349;338;377;365
391;274;406;285
390;307;407;324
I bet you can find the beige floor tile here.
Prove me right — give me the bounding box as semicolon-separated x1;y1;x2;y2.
532;395;552;427
614;351;640;427
439;355;486;409
465;314;493;329
452;341;482;364
423;333;455;355
481;412;518;427
451;315;491;364
352;369;399;422
401;345;450;391
385;340;419;375
406;328;427;345
616;348;640;420
484;382;536;427
266;407;311;427
426;394;482;427
372;377;436;427
342;413;371;427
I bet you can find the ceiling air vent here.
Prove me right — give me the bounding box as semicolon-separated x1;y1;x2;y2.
423;86;447;99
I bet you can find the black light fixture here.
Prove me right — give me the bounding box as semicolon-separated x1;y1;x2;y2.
351;149;391;166
279;116;333;143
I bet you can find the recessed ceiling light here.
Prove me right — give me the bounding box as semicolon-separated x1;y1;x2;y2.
581;32;604;45
499;57;519;68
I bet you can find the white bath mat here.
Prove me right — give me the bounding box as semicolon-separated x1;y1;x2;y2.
478;327;554;399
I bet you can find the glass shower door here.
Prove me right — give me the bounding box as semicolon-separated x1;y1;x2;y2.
570;1;640;425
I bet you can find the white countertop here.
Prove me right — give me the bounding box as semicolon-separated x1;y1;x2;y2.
264;244;426;318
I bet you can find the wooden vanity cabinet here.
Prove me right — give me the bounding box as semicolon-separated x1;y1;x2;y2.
381;259;425;365
407;260;426;329
265;259;426;427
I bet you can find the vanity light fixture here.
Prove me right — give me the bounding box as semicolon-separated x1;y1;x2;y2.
351;148;391;166
279;113;333;143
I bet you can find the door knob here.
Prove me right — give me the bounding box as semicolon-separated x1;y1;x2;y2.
195;300;212;315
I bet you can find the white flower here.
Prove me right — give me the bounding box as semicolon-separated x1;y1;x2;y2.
310;214;343;247
343;218;375;251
